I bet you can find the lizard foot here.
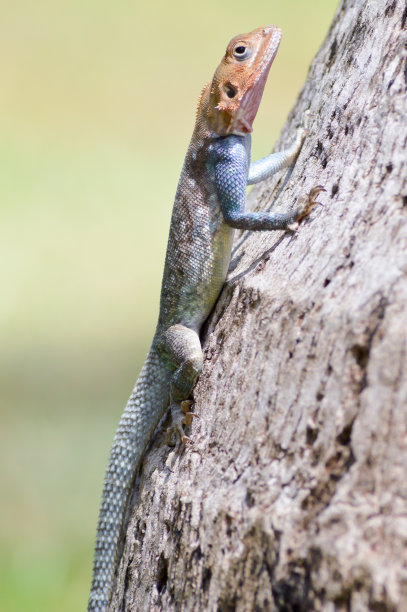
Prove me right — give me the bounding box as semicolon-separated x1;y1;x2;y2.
288;185;326;230
166;401;198;448
295;109;310;145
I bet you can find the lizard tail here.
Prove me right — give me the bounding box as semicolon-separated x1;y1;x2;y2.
88;345;171;611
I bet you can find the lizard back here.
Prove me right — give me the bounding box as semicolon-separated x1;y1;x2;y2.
158;132;236;333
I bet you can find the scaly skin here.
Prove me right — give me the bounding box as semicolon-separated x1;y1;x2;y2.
88;26;324;611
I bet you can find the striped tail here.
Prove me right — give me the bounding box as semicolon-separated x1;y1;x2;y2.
88;346;171;611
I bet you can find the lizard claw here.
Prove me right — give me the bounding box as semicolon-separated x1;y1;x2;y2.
166;401;197;447
181;400;199;427
183;412;198;427
291;185;326;228
181;399;193;413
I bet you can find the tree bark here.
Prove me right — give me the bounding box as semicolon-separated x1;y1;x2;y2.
112;1;407;609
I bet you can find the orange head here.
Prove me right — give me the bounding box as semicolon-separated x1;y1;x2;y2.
198;26;282;136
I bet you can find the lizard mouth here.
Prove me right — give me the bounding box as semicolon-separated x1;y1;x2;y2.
235;27;282;133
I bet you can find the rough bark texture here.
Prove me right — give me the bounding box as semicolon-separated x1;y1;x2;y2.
112;1;407;609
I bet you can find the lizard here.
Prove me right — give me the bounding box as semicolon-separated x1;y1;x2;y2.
88;25;325;611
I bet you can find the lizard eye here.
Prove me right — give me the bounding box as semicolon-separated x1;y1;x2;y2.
233;44;250;60
224;83;237;98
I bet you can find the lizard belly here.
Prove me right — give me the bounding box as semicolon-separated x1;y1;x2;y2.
184;208;234;328
158;191;234;332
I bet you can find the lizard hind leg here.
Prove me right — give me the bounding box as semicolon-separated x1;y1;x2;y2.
163;324;203;446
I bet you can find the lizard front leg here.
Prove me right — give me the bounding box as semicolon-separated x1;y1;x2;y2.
161;324;203;445
213;134;324;231
247;111;309;185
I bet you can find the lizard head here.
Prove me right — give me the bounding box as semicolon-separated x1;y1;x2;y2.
200;25;282;136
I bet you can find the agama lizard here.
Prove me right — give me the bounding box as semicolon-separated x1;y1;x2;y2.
88;25;324;611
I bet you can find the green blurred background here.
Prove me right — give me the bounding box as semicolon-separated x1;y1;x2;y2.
0;1;338;609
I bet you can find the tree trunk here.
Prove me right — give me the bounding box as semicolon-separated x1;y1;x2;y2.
112;1;407;609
